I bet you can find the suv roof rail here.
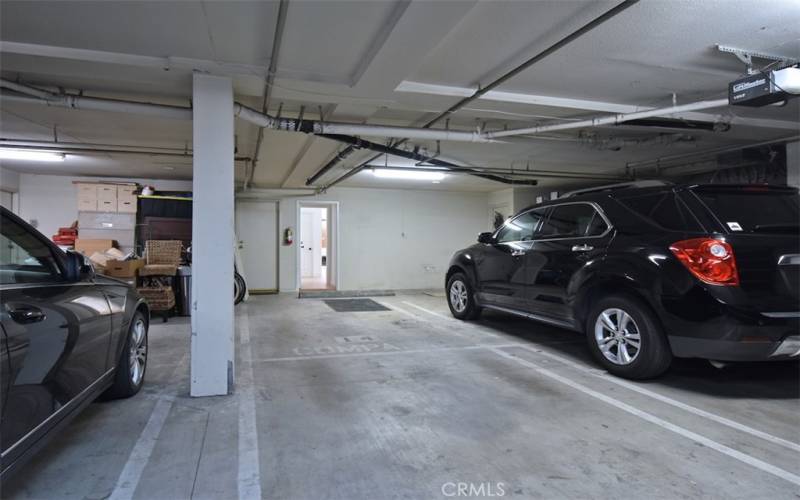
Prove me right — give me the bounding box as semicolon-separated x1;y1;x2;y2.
561;180;672;198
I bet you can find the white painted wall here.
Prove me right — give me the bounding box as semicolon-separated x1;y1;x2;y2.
275;187;488;291
17;173;192;239
0;167;20;192
487;188;513;231
0;167;21;214
787;141;799;189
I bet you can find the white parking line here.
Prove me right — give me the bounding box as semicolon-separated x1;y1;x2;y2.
489;348;800;487
379;301;468;338
414;301;800;456
516;345;800;454
401;300;509;340
237;310;262;500
109;355;188;500
254;343;525;363
401;301;453;321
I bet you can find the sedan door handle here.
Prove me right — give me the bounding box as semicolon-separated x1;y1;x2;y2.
7;304;46;324
571;244;594;252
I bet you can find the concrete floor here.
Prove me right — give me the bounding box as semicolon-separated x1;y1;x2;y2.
3;292;799;499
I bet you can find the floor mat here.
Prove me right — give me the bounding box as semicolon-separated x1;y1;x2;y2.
324;298;391;312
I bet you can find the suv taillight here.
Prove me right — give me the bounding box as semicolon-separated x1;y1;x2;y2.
669;238;740;286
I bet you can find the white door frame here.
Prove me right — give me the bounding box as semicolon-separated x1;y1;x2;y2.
0;189;19;214
296;200;339;291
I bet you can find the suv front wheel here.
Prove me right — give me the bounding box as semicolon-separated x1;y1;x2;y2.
585;295;671;379
446;273;481;320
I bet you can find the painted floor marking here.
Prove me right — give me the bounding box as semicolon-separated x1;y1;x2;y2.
237;310;263;500
254;343;525;363
415;298;800;456
109;354;188;500
381;301;468;338
515;344;800;454
489;347;800;487
401;300;507;340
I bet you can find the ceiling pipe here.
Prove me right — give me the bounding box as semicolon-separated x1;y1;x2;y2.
1;89;193;120
0;79;54;99
0;139;252;162
306;0;641;186
625;135;800;170
486;98;730;139
248;0;289;189
366;165;629;182
317;134;538;186
4;88;729;145
233;103;491;142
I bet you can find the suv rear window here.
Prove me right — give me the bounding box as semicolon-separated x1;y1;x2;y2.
692;187;800;234
615;191;702;232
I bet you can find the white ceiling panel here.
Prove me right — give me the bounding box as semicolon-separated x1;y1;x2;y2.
0;0;796;193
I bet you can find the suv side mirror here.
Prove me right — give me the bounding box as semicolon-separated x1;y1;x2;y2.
478;232;495;244
64;250;95;282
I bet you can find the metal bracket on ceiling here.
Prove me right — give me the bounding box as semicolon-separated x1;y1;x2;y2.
716;44;798;74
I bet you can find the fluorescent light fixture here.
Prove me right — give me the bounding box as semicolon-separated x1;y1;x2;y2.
0;148;65;162
371;168;445;181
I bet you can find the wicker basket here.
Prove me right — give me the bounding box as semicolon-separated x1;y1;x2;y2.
137;286;176;311
145;240;182;266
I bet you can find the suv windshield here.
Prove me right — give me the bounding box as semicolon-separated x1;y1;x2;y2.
692;186;800;234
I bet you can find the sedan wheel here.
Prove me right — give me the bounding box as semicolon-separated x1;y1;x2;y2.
594;307;641;365
105;310;148;399
129;317;147;386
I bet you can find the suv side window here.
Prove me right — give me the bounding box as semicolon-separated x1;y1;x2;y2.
495;209;545;243
539;203;607;238
0;213;63;285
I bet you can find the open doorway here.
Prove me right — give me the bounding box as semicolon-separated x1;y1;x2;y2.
298;202;337;291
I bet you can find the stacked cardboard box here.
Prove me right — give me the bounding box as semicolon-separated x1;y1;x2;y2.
76;183;137;214
117;185;137;213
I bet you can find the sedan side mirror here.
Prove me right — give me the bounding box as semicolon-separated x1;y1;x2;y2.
478;232;495;244
64;250;95;282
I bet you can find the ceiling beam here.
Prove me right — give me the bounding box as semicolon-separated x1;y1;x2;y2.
248;0;289;188
351;0;478;94
396;80;641;113
0;40;267;78
348;0;411;87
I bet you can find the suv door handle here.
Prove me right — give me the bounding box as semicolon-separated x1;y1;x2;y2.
6;304;46;324
571;244;594;252
511;250;525;257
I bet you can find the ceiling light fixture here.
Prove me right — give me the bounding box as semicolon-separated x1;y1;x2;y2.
0;148;65;162
371;168;446;182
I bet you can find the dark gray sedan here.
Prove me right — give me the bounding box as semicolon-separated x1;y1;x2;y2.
0;207;149;479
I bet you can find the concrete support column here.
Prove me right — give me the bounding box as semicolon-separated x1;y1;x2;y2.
787;141;799;189
190;73;235;397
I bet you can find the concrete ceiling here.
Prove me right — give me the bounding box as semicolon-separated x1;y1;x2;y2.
0;0;797;192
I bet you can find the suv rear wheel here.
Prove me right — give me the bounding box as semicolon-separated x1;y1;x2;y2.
446;273;481;320
585;295;671;379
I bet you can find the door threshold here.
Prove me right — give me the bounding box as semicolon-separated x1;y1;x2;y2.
298;289;394;299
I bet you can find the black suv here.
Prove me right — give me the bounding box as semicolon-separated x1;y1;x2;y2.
446;182;800;379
